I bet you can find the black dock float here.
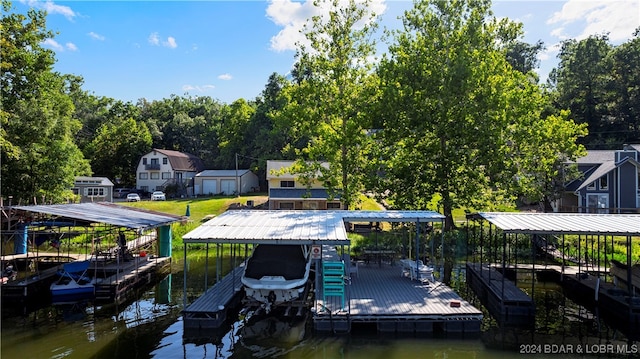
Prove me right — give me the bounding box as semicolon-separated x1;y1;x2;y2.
182;266;245;332
563;273;640;340
466;263;535;327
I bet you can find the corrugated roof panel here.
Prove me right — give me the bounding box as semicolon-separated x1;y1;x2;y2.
477;212;640;235
12;202;183;230
183;210;445;244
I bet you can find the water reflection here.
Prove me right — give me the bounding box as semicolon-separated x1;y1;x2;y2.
3;264;640;359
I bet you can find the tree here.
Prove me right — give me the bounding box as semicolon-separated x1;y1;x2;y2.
375;0;585;229
274;0;380;209
609;30;640;144
84;118;152;187
1;1;90;203
549;35;613;148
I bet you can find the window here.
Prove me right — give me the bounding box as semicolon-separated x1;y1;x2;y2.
279;202;294;210
162;172;171;179
280;180;294;188
163;158;168;165
85;187;104;196
151;172;160;180
586;181;596;190
143;158;147;165
139;172;148;180
141;186;149;192
327;202;342;209
599;175;608;190
587;193;608;214
303;201;318;209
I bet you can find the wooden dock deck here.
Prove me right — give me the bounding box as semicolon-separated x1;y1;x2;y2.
182;266;245;331
314;263;483;334
466;263;535;327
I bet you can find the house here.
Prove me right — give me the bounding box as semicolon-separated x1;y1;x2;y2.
558;144;640;213
194;169;259;196
135;149;205;197
73;176;114;203
267;160;342;210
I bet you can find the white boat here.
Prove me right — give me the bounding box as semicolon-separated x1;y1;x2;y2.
241;244;312;310
50;261;101;303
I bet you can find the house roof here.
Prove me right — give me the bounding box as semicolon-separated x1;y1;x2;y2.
575;150;615;164
196;169;252;177
269;188;340;200
183;210;445;244
74;176;114;186
574;156;640;192
266;160;330;179
471;212;640;236
153;149;205;172
11;202;184;230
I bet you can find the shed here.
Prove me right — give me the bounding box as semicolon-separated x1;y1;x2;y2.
194;169;259;196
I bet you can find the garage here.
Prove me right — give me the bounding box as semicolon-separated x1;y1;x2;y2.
194;169;259;196
220;179;236;195
202;179;218;195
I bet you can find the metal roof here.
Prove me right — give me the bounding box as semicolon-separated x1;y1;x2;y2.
12;202;184;230
183;210;444;244
473;212;640;236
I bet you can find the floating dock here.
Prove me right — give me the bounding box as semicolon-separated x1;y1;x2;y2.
563;273;640;340
314;262;483;335
182;266;245;335
466;263;535;327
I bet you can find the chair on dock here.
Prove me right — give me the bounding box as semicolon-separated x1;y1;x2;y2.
400;259;434;282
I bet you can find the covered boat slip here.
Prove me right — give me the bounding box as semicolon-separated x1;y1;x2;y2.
466;212;640;335
181;209;482;334
1;203;182;307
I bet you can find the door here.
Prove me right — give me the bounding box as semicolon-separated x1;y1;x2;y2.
220;179;236;195
202;179;217;195
586;193;609;213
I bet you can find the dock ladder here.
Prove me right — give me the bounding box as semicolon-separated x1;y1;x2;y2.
322;261;345;309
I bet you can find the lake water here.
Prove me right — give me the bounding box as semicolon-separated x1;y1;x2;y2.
2;260;638;359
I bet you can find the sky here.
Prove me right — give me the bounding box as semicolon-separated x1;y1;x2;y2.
11;0;640;105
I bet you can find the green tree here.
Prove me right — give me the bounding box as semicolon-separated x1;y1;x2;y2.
549;35;613;148
609;29;640;143
275;0;380;209
1;1;90;203
84;118;152;187
375;0;585;230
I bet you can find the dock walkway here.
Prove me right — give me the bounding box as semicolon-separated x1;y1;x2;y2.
182;266;245;330
466;263;535;327
314;262;482;334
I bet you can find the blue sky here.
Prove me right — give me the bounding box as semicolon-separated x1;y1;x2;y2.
12;0;640;104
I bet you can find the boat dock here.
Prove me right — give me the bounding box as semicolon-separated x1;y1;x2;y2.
182;266;245;335
93;255;172;304
466;263;535;327
314;262;482;335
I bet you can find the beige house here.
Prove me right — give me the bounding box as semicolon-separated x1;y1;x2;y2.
267;160;342;210
136;149;204;197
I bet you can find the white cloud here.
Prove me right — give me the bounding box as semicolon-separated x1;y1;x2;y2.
22;0;76;20
148;32;160;46
266;0;387;52
65;42;77;51
165;36;177;49
547;0;639;42
218;73;233;81
149;33;178;48
42;38;64;51
88;32;105;41
182;84;215;93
